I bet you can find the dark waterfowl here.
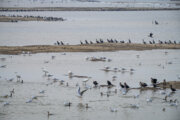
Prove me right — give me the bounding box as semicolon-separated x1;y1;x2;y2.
124;82;130;89
149;33;153;38
119;82;124;88
57;41;60;45
155;20;159;25
139;82;148;88
90;41;93;44
107;80;112;86
85;40;89;44
80;41;83;45
151;78;157;84
47;111;54;117
93;81;98;87
128;39;131;43
170;85;176;92
60;41;64;45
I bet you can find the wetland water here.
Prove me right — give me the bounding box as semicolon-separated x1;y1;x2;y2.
0;3;180;120
0;50;180;120
0;10;180;46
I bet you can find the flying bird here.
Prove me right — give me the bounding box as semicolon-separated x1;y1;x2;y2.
77;87;88;97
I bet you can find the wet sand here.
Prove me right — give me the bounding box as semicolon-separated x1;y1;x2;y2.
0;43;180;55
0;7;180;11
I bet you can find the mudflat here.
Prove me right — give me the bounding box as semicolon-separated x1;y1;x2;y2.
0;43;180;55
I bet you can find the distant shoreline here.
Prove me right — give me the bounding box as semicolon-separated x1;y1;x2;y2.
0;43;180;55
0;7;180;12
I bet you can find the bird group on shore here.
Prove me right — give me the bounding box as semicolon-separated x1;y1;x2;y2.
80;38;132;45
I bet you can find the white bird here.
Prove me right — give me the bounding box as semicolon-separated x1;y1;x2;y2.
160;90;166;95
39;90;45;94
104;66;110;70
26;99;33;103
76;83;79;87
167;61;172;64
16;75;21;81
82;78;89;85
60;80;65;85
31;96;37;100
64;102;72;107
121;88;127;95
170;102;178;107
7;78;14;82
85;85;92;89
44;60;49;64
3;102;10;106
146;98;153;103
133;94;140;99
130;104;139;109
68;71;73;77
77;87;88;97
51;56;55;59
110;107;118;112
47;74;53;78
107;59;112;62
0;65;6;68
52;78;59;82
177;75;180;79
42;68;48;76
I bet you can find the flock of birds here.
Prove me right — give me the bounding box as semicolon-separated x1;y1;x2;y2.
1;63;179;117
0;10;180;120
53;20;180;46
54;32;180;46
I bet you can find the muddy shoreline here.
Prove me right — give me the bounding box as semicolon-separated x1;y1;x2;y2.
0;7;180;12
0;43;180;55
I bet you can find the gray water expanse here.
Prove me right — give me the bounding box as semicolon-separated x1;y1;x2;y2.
0;50;180;120
0;1;180;119
0;0;180;8
0;10;180;46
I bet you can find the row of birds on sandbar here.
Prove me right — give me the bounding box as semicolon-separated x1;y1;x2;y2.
54;35;179;46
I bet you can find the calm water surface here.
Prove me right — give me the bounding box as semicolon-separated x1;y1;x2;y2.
0;10;180;46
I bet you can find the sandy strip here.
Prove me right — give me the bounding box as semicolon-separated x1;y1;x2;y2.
0;43;180;55
0;7;180;11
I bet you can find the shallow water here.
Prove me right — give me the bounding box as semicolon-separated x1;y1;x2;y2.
0;49;180;120
0;10;180;46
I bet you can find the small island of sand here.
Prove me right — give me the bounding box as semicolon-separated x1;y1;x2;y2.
0;43;180;55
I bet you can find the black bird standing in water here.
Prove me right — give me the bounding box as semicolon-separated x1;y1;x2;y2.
124;82;130;89
170;85;176;92
155;20;159;25
93;81;98;87
149;33;153;38
107;80;112;86
119;82;124;88
151;78;157;84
